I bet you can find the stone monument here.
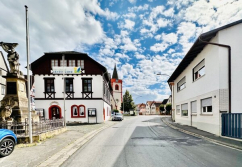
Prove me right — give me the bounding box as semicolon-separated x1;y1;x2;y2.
0;42;39;123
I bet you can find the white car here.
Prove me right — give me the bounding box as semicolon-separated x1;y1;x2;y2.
112;113;123;121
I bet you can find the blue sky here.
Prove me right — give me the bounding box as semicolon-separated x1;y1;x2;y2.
0;0;242;104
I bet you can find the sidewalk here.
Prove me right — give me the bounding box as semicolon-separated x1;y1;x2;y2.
162;117;242;150
0;120;117;167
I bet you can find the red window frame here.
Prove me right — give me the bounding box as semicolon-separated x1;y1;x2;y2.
115;84;119;90
71;105;86;118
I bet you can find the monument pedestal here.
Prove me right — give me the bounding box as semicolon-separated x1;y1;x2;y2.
0;74;39;123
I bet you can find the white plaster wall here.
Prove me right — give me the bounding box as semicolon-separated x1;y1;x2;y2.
150;104;156;114
218;24;242;113
103;101;111;121
34;74;112;123
173;23;242;135
34;75;103;98
173;36;221;135
35;99;106;123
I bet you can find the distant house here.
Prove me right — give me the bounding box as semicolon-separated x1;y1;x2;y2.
136;103;146;115
0;51;9;107
167;19;242;135
146;101;162;115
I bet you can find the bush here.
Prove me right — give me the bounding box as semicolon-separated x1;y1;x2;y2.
113;109;119;113
165;104;172;115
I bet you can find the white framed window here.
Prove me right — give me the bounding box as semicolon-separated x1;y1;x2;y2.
72;106;78;116
51;60;58;67
177;77;186;92
191;101;197;113
181;103;188;116
69;60;75;67
193;59;205;81
79;106;85;116
77;60;84;69
1;85;5;95
201;97;212;113
176;105;180;114
60;60;67;67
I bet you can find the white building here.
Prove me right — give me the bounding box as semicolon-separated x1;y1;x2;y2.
168;20;242;135
30;51;115;123
0;51;9;106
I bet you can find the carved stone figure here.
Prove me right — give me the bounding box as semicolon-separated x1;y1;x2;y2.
0;96;16;122
0;42;22;76
0;106;13;121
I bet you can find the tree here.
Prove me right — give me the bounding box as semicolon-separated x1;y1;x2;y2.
159;104;165;114
120;90;136;113
165;104;172;115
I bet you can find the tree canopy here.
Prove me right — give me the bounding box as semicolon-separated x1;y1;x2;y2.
120;90;135;112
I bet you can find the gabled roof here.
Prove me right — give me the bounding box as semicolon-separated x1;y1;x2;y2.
162;99;168;104
168;19;242;82
0;51;9;72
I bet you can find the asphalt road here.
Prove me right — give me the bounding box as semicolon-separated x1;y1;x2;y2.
61;116;242;167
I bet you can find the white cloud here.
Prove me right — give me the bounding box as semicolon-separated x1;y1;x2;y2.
123;13;136;19
128;0;136;4
150;43;169;52
128;4;149;12
0;0;119;73
118;19;135;30
135;53;146;59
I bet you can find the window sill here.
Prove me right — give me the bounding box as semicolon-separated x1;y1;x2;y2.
193;74;205;83
191;113;197;116
181;116;188;118
200;113;213;116
71;116;86;118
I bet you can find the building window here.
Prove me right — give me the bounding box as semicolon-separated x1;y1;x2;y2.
71;105;86;118
191;101;197;113
77;60;84;69
60;60;67;67
1;85;5;95
177;77;186;92
201;97;212;113
176;105;180;114
83;79;92;92
65;78;73;92
45;78;55;92
193;59;205;81
51;60;58;67
79;106;85;116
72;106;78;116
115;84;119;90
181;103;188;116
69;60;75;67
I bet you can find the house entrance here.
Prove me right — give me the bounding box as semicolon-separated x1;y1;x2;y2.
49;105;62;119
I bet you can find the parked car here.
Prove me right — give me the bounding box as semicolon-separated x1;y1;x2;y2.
0;129;17;157
112;113;124;121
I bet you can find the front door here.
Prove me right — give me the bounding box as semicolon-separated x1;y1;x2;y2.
51;106;61;119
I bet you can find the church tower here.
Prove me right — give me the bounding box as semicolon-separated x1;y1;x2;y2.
111;64;122;112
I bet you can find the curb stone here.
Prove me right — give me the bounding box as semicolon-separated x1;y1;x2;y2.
37;122;116;167
161;117;242;151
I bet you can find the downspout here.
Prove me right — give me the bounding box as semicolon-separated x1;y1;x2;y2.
199;37;231;113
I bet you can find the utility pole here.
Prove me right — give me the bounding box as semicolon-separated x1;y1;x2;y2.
62;55;66;127
25;5;32;143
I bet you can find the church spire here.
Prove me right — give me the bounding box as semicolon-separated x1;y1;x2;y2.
112;64;119;79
